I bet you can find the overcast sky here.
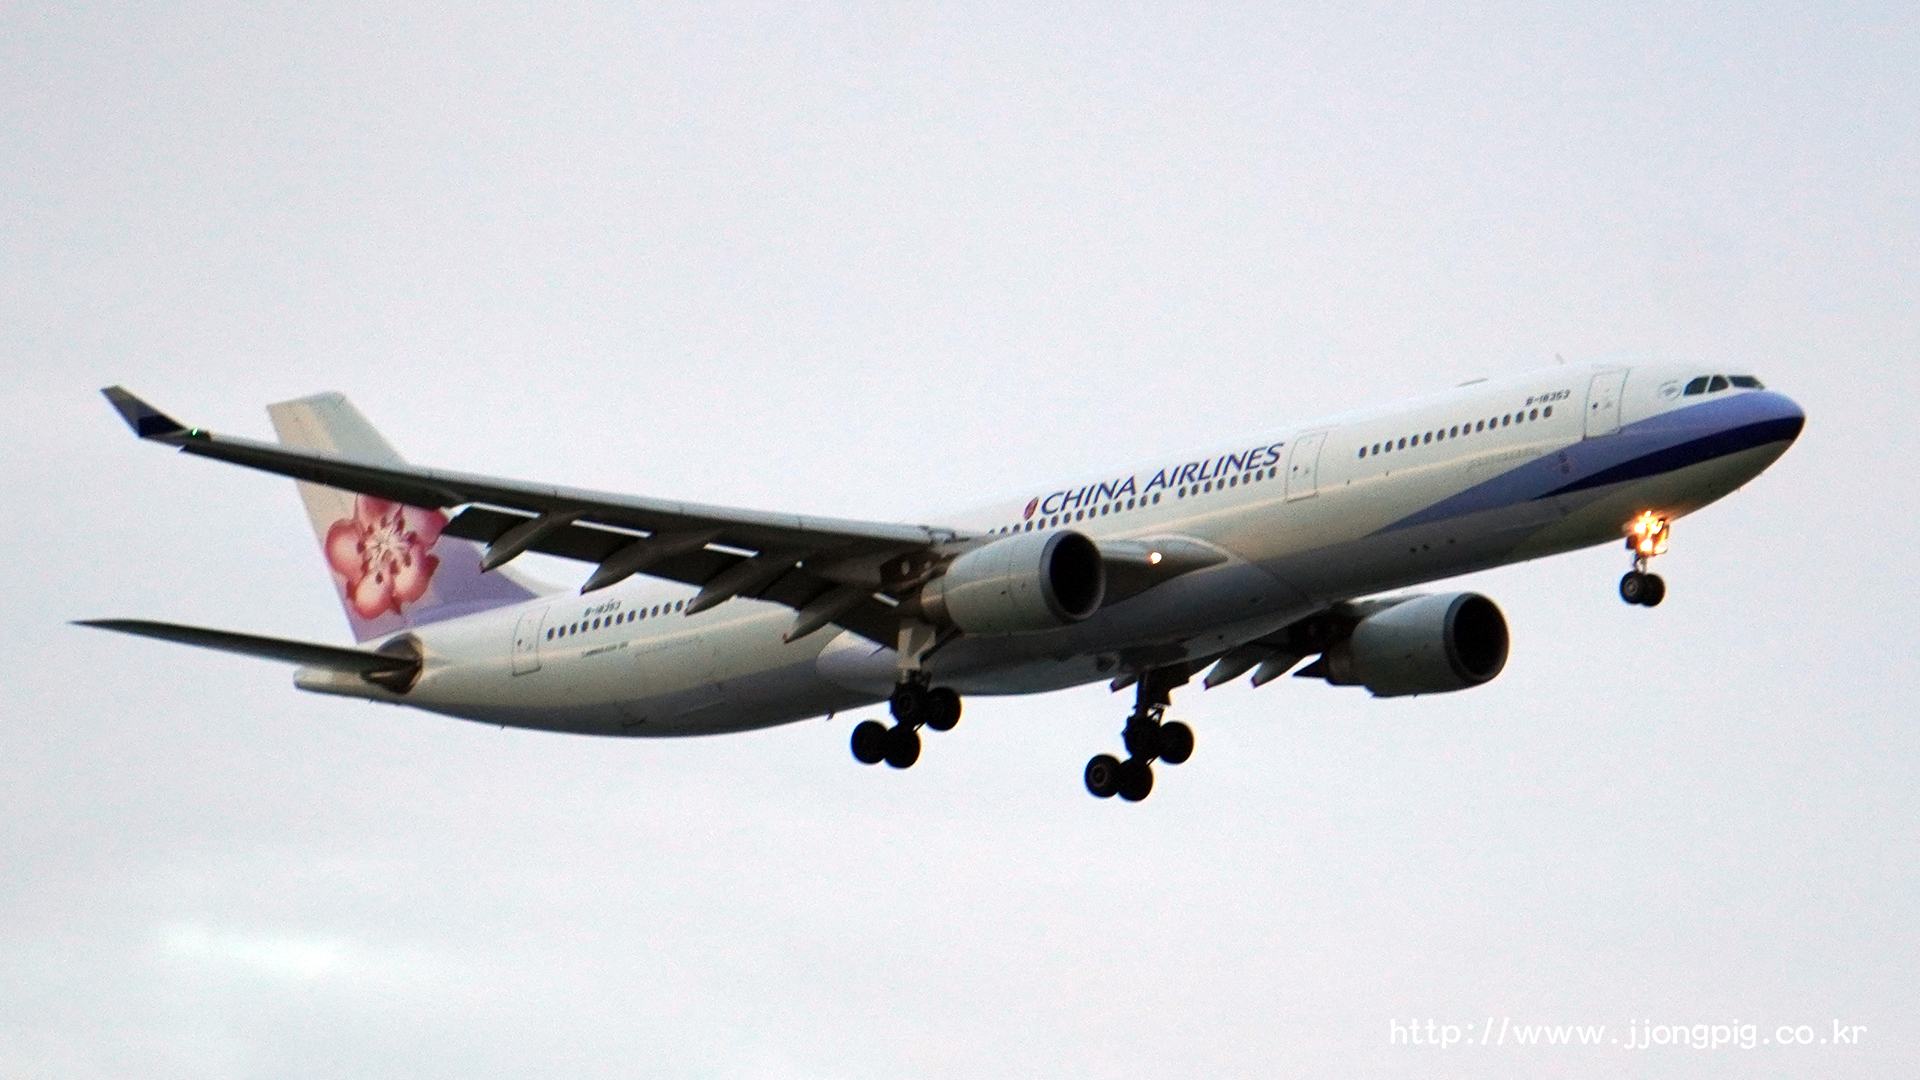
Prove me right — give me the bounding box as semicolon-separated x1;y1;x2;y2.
4;2;1916;1077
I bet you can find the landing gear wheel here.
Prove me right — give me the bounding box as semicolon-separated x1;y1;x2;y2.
1620;513;1672;607
924;687;962;732
1157;721;1194;765
850;720;889;765
1117;758;1155;802
1123;721;1161;761
1639;573;1666;607
1084;754;1123;798
889;684;929;724
883;725;921;769
1620;571;1667;607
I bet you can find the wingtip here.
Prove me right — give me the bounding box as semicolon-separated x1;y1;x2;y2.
100;386;189;440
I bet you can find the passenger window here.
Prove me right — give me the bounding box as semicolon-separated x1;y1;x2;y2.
1708;375;1730;392
1543;406;1553;417
1684;377;1710;395
1529;408;1538;420
1729;375;1764;389
1397;438;1407;449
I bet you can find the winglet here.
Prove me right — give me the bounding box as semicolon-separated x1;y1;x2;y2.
100;386;192;440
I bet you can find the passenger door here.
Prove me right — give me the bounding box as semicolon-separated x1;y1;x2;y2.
1286;431;1327;500
1584;370;1629;438
511;605;548;675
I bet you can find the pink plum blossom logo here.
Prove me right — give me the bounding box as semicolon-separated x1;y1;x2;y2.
325;495;448;619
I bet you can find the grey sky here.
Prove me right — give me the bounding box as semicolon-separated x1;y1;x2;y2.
3;2;1915;1076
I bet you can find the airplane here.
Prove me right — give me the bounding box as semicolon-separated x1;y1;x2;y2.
82;363;1804;802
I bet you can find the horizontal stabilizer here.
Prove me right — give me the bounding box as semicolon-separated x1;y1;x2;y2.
102;386;190;439
75;619;418;676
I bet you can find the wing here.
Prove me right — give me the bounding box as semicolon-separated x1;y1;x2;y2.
101;388;966;645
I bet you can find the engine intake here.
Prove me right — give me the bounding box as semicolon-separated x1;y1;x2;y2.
918;530;1105;634
1320;592;1509;697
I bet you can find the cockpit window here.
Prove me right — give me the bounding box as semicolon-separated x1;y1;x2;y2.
1729;375;1764;389
1707;375;1729;392
1684;376;1711;395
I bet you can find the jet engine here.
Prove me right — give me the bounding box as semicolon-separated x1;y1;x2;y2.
917;530;1105;635
1316;592;1509;697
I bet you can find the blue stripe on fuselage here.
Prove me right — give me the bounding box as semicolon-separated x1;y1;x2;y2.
1384;391;1804;532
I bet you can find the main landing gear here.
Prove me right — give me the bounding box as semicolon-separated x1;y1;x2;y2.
1085;668;1194;803
1619;512;1670;607
849;679;961;770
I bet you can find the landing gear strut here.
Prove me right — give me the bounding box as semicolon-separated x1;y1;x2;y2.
849;678;961;770
1619;512;1669;607
1085;668;1194;802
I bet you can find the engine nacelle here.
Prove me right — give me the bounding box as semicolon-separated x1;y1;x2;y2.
918;530;1105;635
1322;592;1509;697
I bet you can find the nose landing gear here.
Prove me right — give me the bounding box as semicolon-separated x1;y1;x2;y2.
1619;512;1669;607
1086;667;1194;802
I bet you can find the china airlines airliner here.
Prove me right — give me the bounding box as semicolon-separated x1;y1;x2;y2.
84;363;1803;801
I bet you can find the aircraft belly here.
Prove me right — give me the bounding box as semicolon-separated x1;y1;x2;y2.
403;603;876;738
816;561;1318;698
1511;440;1794;562
1260;497;1563;602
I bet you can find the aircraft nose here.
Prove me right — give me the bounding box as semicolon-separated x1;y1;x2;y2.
1763;391;1807;444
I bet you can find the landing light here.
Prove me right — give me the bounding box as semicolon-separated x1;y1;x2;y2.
1148;551;1164;565
1630;512;1670;558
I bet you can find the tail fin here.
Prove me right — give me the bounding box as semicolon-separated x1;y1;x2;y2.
267;393;549;642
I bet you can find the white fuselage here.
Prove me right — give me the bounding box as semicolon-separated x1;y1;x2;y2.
296;362;1802;736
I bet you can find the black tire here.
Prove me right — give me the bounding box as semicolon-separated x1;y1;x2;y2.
1619;571;1647;605
1640;573;1666;607
889;684;927;724
1117;758;1155;802
1122;721;1160;761
924;687;961;732
850;720;889;765
883;724;921;769
1084;754;1122;798
1157;721;1194;766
